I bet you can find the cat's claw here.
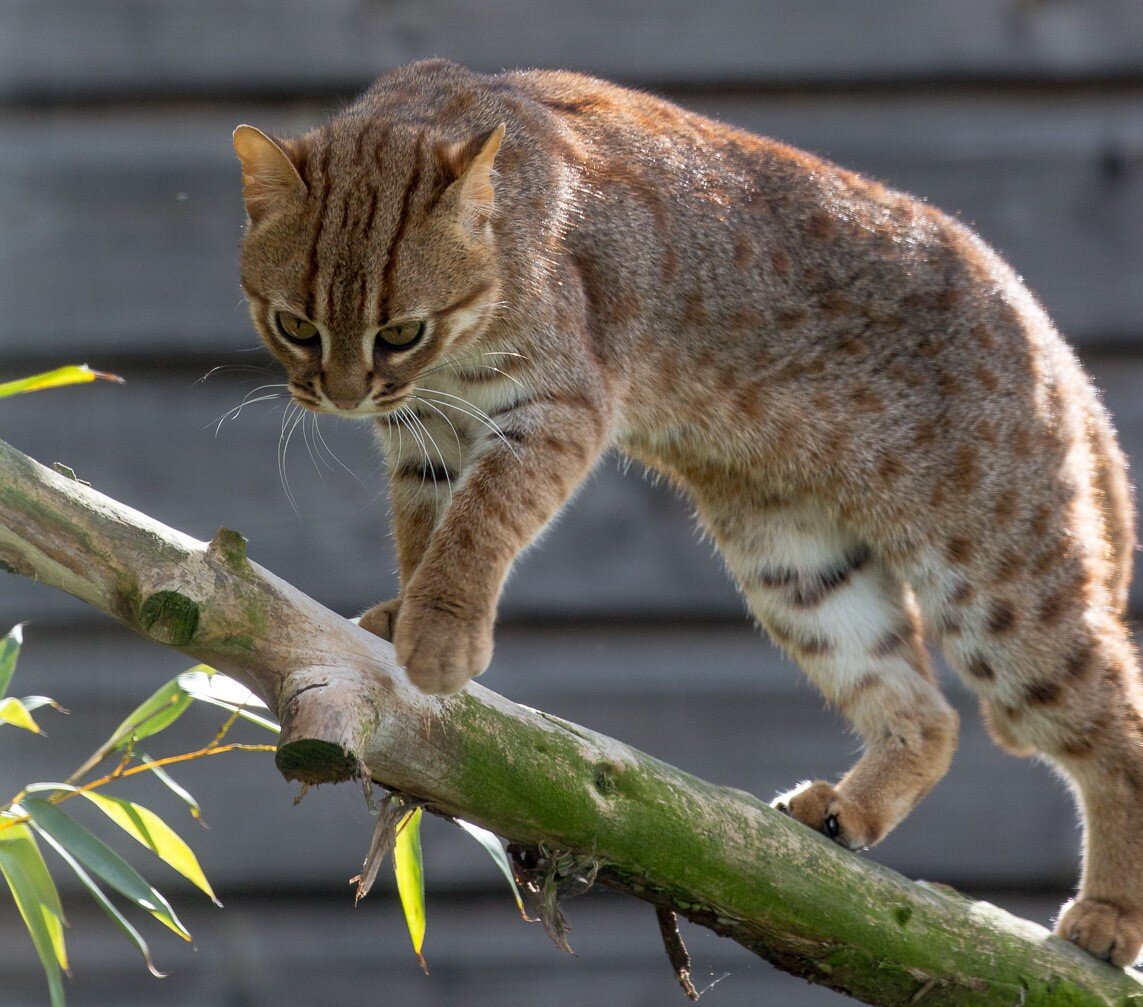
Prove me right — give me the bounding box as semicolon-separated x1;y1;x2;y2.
393;596;493;695
771;780;880;851
1058;897;1143;967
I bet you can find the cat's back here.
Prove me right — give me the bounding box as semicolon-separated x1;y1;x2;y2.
354;63;1086;415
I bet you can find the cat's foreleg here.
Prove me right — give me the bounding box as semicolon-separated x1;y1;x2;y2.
391;390;609;694
358;415;459;641
357;477;444;641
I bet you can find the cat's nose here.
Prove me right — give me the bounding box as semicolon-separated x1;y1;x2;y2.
330;397;364;411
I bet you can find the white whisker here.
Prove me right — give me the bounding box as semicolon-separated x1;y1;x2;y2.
197;364;272;384
212;390;288;434
414;397;464;456
478;350;528;360
416;388;522;460
390;410;406;463
407;408;453;503
485;366;526;390
397;409;432;489
277;404;305;517
313;416;363;483
415;348;530;382
301;414;326;485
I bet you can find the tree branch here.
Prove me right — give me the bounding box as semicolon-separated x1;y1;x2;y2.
1;435;1140;1006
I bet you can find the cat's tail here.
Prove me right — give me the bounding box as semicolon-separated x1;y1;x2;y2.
1088;398;1136;615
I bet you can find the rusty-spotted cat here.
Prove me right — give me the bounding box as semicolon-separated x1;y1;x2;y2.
233;59;1140;966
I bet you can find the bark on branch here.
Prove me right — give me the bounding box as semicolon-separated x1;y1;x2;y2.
1;435;1141;1006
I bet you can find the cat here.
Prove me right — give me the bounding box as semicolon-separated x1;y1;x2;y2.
233;58;1141;966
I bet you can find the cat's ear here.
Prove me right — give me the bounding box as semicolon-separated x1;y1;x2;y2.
232;125;306;222
441;123;506;229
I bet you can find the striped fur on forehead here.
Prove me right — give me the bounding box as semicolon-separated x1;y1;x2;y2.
239;121;509;404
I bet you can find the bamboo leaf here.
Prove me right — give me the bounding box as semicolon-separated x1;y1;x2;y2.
138;753;202;822
21;696;66;714
107;681;194;749
393;807;427;974
0;817;69;1006
0;695;42;733
455;819;531;921
23;798;192;940
178;667;269;709
70;678;193;782
0;623;23;698
0;365;123;399
177;668;278;733
78;793;220;906
32;820;167;978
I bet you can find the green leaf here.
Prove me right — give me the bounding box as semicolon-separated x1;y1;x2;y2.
177;668;278;733
0;695;42;733
108;680;194;750
26;785;219;906
0;817;69;1006
0;623;23;699
23;798;191;940
393;807;427;974
79;793;220;906
138;753;202;821
31;819;166;978
455;819;530;921
70;677;193;782
0;364;123;399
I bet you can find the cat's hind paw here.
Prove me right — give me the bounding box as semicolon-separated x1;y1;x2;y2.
772;780;882;851
1058;897;1143;967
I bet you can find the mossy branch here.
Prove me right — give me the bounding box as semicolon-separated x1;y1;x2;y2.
1;435;1140;1006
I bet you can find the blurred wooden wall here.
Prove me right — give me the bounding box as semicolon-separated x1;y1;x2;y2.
1;3;1141;1004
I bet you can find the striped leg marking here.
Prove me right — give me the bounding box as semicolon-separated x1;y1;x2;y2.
715;505;957;849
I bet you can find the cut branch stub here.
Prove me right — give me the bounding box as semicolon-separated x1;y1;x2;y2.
207;527;250;572
138;589;201;646
275;667;390;785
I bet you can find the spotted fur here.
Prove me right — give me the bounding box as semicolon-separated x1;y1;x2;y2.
234;60;1141;966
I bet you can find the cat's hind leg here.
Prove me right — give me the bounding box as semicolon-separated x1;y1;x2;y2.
928;544;1143;966
708;500;959;849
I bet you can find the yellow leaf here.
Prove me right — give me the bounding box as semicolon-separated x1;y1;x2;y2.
393;808;427;974
0;697;41;734
0;365;123;399
80;793;219;905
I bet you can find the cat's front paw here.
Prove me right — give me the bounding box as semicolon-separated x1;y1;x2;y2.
393;595;494;695
1058;897;1143;967
772;780;883;851
358;598;402;642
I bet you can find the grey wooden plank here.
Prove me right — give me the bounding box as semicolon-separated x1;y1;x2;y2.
0;890;866;1006
0;351;1140;623
2;623;1102;894
2;91;1142;359
3;0;1142;99
0;362;740;624
0;889;1069;1006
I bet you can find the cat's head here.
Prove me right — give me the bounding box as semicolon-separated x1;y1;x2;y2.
233;122;506;416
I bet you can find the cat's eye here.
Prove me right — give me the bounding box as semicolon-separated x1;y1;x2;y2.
376;320;426;351
275;311;320;346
